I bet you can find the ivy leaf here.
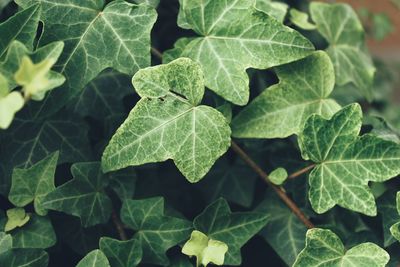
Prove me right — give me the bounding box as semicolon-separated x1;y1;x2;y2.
108;168;137;201
232;51;340;138
0;85;24;130
15;0;157;115
121;197;193;265
76;250;110;267
102;58;231;183
0;232;12;254
0;4;40;58
254;0;288;22
289;9;316;30
299;104;400;216
182;230;228;267
9;152;58;216
256;191;307;266
131;0;160;8
0;112;92;195
377;190;399;247
0;249;49;267
268;167;288;185
4;208;30;232
390;192;400;241
14;56;65;101
10;215;56;249
42;162;112;227
171;0;314;105
293;228;389;267
310;2;375;100
193;198;269;265
99;237;142;267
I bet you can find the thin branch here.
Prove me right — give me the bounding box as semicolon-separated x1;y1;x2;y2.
112;209;127;241
231;141;315;229
151;46;163;60
288;164;316;179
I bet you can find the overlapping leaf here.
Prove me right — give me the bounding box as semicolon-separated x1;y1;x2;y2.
194;198;268;265
76;250;110;267
299;104;400;215
390;192;400;242
99;237;142;267
170;0;314;105
0;73;24;129
9;152;58;216
254;0;288;22
121;197;192;265
232;51;340;138
15;0;157;115
377;190;399;247
310;2;375;100
0;232;12;254
102;58;231;183
293;228;389;267
0;249;49;267
42;162;111;227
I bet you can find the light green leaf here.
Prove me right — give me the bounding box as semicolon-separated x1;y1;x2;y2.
130;0;159;8
289;9;317;30
390;192;400;241
256;190;307;266
9;152;59;216
299;104;400;215
377;190;399;247
172;0;314;105
4;208;29;232
293;228;389;267
163;38;194;64
232;51;340;138
99;237;142;267
194;198;268;265
0;4;40;58
0;249;48;267
42;162;111;227
0;232;12;254
0;112;92;195
11;215;56;249
254;0;288;22
182;230;228;267
76;250;110;267
121;197;193;265
268;167;288;185
14;56;65;101
310;2;375;100
102;58;231;183
0;91;24;130
15;0;157;115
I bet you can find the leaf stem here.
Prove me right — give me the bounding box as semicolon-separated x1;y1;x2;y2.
288;164;316;179
111;209;127;241
231;141;315;229
151;46;163;60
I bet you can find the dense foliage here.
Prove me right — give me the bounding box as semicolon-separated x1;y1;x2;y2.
0;0;399;266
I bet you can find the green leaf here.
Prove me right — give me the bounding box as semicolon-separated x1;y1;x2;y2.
0;112;92;195
268;167;288;185
121;197;193;265
377;190;399;247
9;152;59;216
0;232;12;254
130;0;160;8
256;190;307;266
293;228;389;267
182;230;228;267
0;91;24;130
14;56;65;101
390;192;400;241
76;250;110;267
0;249;48;267
232;51;340;138
42;162;112;227
102;58;231;183
4;208;30;232
193;198;268;265
310;2;375;100
108;168;137;201
254;0;288;22
0;4;40;58
11;215;56;249
172;0;314;105
289;9;317;30
99;237;142;267
299;104;400;216
15;0;157;115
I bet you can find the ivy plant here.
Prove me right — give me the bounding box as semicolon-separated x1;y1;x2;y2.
0;0;399;266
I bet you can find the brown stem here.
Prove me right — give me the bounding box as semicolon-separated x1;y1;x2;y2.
151;46;163;60
288;164;316;179
112;209;127;241
231;141;315;229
